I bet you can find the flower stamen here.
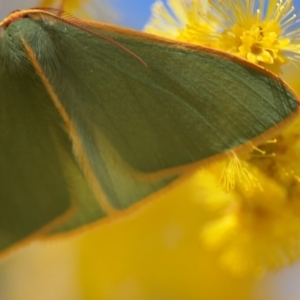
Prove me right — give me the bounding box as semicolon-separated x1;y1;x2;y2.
145;0;300;72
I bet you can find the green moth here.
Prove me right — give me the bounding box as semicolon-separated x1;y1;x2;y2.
0;8;299;256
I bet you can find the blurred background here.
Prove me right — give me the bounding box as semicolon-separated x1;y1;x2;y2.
0;0;157;29
1;1;300;299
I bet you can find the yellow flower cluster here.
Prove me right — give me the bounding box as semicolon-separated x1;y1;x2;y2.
145;0;300;73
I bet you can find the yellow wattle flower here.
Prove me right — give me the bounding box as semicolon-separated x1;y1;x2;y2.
200;158;300;274
145;0;300;73
145;0;216;45
146;0;300;274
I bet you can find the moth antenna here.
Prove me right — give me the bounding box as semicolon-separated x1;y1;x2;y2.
0;8;147;67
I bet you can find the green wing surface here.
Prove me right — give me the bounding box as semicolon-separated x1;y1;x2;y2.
0;17;298;251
